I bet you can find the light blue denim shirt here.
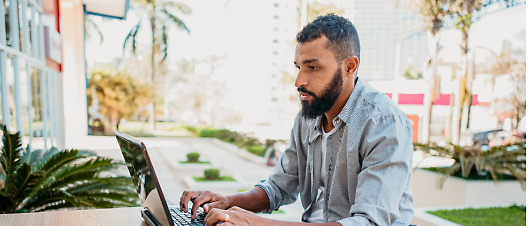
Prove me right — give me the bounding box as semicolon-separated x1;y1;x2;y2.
256;77;414;226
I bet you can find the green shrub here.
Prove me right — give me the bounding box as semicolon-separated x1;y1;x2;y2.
248;145;266;157
186;152;200;162
199;128;218;138
184;126;198;135
204;168;220;180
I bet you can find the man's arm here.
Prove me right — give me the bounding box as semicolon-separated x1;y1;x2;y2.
179;187;270;219
204;207;342;226
340;113;414;226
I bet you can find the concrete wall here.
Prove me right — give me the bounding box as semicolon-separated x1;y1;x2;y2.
411;168;526;208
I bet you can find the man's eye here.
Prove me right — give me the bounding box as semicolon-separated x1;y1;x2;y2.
309;66;316;70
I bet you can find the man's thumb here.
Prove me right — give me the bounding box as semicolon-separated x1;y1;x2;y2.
203;203;220;213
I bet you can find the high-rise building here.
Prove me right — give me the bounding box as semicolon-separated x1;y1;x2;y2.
345;0;428;81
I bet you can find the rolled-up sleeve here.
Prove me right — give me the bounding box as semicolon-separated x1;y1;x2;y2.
255;116;303;214
346;114;414;226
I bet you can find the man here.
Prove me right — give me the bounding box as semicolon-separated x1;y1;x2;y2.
180;14;414;226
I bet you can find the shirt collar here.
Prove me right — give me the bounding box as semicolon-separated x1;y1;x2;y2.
337;76;365;124
308;77;365;142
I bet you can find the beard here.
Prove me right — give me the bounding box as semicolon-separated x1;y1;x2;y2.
298;67;343;119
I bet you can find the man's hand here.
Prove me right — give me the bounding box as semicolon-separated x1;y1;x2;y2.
204;206;272;226
179;190;231;219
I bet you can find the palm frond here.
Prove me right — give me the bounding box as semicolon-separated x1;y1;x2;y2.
1;125;139;213
1;125;24;189
84;15;104;43
419;141;527;190
23;189;80;212
163;2;191;14
163;10;189;33
39;158;117;191
37;149;83;175
22;148;43;171
161;24;168;61
123;19;143;56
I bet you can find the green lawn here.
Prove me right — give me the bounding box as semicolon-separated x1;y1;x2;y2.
179;161;211;164
192;176;236;182
427;205;526;226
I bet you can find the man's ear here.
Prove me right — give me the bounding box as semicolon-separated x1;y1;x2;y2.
344;56;359;77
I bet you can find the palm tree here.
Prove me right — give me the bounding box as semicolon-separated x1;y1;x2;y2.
448;0;522;145
0;125;139;213
403;0;451;144
123;0;191;131
84;15;104;44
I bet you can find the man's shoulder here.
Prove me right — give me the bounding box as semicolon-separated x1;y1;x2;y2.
346;83;407;122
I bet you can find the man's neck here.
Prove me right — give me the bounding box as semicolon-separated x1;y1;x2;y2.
322;76;357;133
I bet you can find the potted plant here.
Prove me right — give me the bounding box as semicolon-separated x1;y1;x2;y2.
411;142;526;208
0;125;139;213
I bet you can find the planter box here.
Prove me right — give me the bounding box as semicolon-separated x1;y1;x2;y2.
410;168;526;208
174;161;214;170
183;175;249;191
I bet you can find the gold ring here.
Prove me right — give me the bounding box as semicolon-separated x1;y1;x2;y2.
225;213;229;222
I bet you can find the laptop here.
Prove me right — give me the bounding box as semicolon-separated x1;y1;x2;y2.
115;131;206;226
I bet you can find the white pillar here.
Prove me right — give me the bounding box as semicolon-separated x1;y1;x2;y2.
59;0;88;148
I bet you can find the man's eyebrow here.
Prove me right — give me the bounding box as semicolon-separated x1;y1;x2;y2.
302;59;318;64
294;59;319;66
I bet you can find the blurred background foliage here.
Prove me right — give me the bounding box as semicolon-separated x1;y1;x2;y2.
87;69;153;135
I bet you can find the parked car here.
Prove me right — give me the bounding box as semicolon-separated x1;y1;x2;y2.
472;129;503;146
488;131;511;147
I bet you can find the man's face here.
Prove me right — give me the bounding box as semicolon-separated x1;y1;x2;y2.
294;36;343;119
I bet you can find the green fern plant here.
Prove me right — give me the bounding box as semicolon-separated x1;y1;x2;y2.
0;125;139;213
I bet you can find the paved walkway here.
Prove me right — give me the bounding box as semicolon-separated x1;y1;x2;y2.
70;135;303;222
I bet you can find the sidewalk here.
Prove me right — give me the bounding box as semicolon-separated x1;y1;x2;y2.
69;135;304;222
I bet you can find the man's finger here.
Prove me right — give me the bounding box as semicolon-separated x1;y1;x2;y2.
203;201;225;213
180;190;200;212
204;208;224;226
191;191;214;219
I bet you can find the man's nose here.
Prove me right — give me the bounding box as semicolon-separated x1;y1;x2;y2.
294;71;307;88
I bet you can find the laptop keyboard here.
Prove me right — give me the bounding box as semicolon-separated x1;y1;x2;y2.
170;208;206;226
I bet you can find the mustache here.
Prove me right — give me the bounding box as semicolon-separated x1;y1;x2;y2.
297;87;316;97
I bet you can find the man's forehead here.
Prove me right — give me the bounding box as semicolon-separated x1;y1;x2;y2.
294;37;334;64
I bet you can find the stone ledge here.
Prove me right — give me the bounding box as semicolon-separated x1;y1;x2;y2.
183;175;250;191
174;161;215;170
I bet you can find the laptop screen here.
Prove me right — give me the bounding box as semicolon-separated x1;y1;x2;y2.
116;131;173;226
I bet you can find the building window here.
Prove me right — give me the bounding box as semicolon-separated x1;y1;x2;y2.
0;0;61;150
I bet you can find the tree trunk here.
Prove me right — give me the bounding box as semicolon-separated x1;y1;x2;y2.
422;31;441;144
149;12;156;132
465;50;475;129
453;32;470;145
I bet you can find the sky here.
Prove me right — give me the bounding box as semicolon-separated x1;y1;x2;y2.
85;1;526;69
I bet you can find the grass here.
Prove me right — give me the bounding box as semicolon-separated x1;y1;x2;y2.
427;205;526;226
179;161;211;164
193;176;236;182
